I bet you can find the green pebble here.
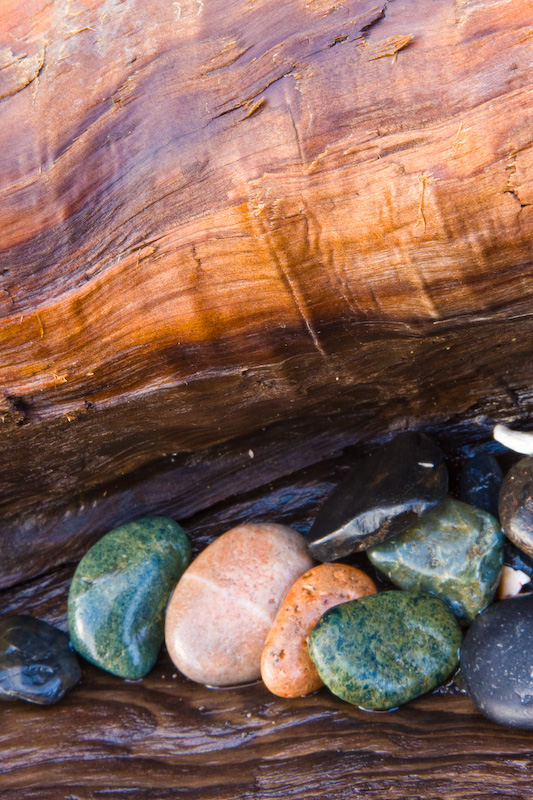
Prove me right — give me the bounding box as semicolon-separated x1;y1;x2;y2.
68;517;191;679
367;497;504;623
308;591;462;710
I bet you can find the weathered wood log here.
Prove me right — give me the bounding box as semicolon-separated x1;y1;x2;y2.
2;4;533;793
2;0;533;550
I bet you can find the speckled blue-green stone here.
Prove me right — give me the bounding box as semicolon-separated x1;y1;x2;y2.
68;517;191;679
367;497;504;624
308;591;462;710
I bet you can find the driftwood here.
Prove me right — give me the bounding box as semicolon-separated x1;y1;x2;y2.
1;0;533;546
2;0;533;795
1;445;533;800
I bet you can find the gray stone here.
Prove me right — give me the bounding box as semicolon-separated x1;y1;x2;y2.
367;497;504;623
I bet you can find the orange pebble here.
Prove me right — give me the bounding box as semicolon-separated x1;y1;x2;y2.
261;563;377;698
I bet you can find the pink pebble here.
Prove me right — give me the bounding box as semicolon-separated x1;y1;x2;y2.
164;523;314;686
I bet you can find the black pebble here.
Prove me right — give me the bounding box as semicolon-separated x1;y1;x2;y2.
504;541;533;582
0;615;81;705
458;452;502;518
461;594;533;728
307;431;448;561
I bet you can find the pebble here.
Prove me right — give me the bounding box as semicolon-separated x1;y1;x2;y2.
261;563;377;698
367;497;504;623
307;431;448;561
68;517;191;679
496;565;530;599
165;523;314;686
458;452;502;518
0;615;81;705
498;456;533;557
504;540;533;582
461;593;533;728
308;591;462;710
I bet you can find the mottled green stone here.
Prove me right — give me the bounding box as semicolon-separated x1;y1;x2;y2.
367;497;504;623
68;517;191;679
308;591;462;710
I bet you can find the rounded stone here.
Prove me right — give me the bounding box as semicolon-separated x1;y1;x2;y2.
68;517;191;679
307;431;448;561
165;522;314;686
504;539;533;582
0;615;81;705
308;591;462;711
367;497;504;624
458;452;502;518
261;563;377;698
499;456;533;557
461;594;533;728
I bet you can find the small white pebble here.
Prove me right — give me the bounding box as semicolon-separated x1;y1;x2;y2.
248;449;254;459
497;565;531;599
493;424;533;455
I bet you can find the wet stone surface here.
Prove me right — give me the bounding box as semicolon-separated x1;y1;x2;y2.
260;563;377;698
458;452;502;518
165;523;314;687
461;594;533;729
504;540;533;581
308;591;462;711
0;615;81;705
306;432;448;561
498;456;533;557
367;497;504;624
68;517;191;679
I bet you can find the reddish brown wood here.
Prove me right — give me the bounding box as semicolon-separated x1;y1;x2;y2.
1;0;533;532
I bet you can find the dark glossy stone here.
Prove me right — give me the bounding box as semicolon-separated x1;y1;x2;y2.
308;591;462;710
458;453;502;518
461;594;533;728
69;517;191;679
499;456;533;557
0;615;81;705
367;497;504;623
504;540;533;581
307;432;448;561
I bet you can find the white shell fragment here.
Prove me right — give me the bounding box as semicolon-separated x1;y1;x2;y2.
493;424;533;455
496;565;531;600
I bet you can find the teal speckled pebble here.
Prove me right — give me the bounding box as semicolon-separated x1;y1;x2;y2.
367;497;504;623
68;517;191;679
308;591;462;710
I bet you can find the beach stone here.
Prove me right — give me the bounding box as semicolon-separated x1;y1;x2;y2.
308;591;462;710
261;563;377;698
307;431;448;561
0;615;81;705
69;517;191;679
367;497;504;623
165;523;314;686
461;594;533;728
504;540;533;582
499;456;533;557
496;565;531;599
458;452;502;518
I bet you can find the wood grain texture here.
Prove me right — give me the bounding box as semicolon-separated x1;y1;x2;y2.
1;0;533;528
1;437;532;800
